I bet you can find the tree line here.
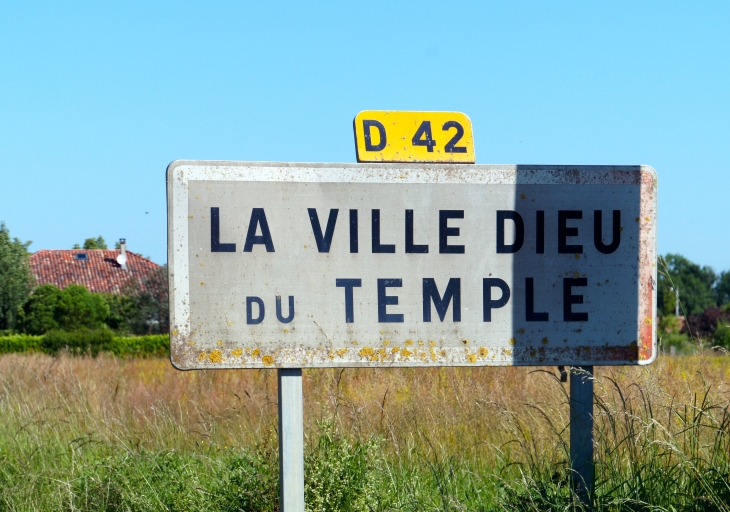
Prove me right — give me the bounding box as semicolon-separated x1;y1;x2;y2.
657;254;730;316
0;222;168;336
648;254;730;349
1;221;728;343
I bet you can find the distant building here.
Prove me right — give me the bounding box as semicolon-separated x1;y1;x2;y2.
29;239;162;294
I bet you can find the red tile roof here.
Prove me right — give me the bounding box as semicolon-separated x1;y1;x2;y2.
29;250;162;295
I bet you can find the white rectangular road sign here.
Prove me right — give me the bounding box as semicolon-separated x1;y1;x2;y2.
167;161;657;369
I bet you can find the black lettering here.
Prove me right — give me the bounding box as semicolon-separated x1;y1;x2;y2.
372;210;395;253
558;210;582;254
536;210;545;254
377;279;403;323
336;279;361;323
210;207;236;252
275;296;295;323
422;278;461;322
483;278;510;322
349;209;358;253
243;208;275;252
439;210;465;254
525;277;549;321
594;210;621;254
496;211;524;253
564;278;588;321
443;121;467;153
363;120;387;151
246;296;265;324
405;210;428;253
412;121;436;152
308;208;338;253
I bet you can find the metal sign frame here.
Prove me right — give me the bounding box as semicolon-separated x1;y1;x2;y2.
167;161;657;370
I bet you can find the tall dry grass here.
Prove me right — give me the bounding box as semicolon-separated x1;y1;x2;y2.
0;353;728;510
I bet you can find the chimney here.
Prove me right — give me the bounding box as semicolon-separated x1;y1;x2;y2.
117;238;128;270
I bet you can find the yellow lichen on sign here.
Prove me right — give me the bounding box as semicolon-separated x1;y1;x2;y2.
353;111;475;163
358;347;374;358
209;350;223;363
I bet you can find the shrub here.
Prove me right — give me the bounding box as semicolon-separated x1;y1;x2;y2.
713;320;730;349
304;420;383;512
56;285;109;331
17;284;62;334
659;314;680;333
19;284;110;334
660;332;691;353
685;307;730;339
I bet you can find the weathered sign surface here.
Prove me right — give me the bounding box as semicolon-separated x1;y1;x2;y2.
167;161;657;369
354;111;475;163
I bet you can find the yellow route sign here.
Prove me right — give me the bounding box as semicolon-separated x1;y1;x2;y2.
353;111;475;163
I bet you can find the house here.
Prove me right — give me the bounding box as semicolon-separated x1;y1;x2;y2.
29;239;162;294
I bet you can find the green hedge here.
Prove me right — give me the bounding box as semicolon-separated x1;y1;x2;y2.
0;331;169;357
0;334;43;354
105;334;169;357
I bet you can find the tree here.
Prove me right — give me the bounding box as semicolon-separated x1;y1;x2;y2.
72;236;108;250
122;265;169;334
716;271;730;307
0;222;33;331
102;293;136;333
658;254;717;316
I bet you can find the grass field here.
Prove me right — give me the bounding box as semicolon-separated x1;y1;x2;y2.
0;353;728;511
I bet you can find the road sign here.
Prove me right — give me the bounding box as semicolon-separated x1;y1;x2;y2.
354;111;475;163
167;161;657;369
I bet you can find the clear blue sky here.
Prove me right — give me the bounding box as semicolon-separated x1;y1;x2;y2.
1;1;728;271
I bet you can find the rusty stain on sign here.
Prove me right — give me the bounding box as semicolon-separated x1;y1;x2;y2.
167;161;657;369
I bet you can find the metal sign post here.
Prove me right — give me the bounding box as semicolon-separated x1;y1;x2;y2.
570;366;594;508
278;369;304;511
